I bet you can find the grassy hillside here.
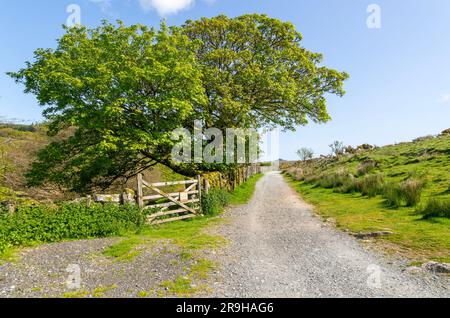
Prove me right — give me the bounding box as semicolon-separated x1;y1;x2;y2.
284;132;450;263
0;123;187;203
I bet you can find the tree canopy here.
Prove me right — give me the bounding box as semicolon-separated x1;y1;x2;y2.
184;14;348;130
9;15;348;193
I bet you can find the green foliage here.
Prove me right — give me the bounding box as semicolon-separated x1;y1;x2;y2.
400;179;424;206
10;15;347;192
417;199;450;219
356;174;384;198
0;203;143;254
382;182;404;208
9;21;206;193
201;189;230;216
356;161;377;176
315;171;351;189
184;14;348;131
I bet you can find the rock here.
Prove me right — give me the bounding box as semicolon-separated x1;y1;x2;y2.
352;231;393;239
422;262;450;274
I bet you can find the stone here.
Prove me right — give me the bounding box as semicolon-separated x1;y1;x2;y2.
422;262;450;274
352;231;393;239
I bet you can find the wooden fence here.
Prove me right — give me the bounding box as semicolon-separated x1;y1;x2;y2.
87;164;262;225
137;174;202;225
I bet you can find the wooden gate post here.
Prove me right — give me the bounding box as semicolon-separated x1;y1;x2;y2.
197;175;202;199
203;178;210;194
86;195;92;208
137;173;144;210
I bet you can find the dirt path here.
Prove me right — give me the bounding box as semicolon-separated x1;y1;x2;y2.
210;172;449;298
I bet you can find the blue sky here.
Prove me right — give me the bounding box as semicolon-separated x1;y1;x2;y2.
1;0;450;159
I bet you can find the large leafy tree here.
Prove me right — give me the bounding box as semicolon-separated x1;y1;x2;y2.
183;14;348;131
9;22;206;192
10;15;348;193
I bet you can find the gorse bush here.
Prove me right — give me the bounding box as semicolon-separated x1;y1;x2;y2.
0;203;143;254
416;198;450;219
201;189;230;216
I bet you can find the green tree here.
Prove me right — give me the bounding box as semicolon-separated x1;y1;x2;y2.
9;16;348;193
9;22;206;192
183;14;348;131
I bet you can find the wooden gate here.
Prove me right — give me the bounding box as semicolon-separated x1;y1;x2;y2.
136;174;202;225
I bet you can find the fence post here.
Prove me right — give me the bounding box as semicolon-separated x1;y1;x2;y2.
137;173;144;210
219;173;224;189
197;175;202;199
203;178;210;194
86;195;92;208
197;175;202;214
5;203;15;214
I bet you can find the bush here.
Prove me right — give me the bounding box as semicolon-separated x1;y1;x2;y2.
382;179;424;208
201;189;230;216
417;198;450;219
400;179;424;206
382;182;403;208
315;170;352;189
0;203;143;254
356;161;377;176
356;174;384;198
335;178;359;194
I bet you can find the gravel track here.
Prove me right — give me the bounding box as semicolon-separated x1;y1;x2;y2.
0;239;195;298
210;172;449;298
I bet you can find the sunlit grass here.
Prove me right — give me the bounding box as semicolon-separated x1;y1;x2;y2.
287;177;450;262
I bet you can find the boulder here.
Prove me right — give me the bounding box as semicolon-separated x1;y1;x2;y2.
422;262;450;274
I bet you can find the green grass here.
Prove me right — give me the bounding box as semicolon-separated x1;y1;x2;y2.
287;177;450;262
228;174;263;205
284;134;450;262
103;237;145;262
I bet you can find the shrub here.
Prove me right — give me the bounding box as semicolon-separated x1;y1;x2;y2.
382;182;403;208
356;174;384;198
0;203;143;254
356;161;377;176
201;189;230;216
335;178;359;194
400;179;424;206
313;170;351;189
417;198;450;219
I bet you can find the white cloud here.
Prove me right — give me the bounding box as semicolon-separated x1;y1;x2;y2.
88;0;112;13
139;0;195;16
437;94;450;104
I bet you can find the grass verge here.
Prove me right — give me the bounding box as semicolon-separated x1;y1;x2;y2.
286;175;450;263
228;174;263;205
